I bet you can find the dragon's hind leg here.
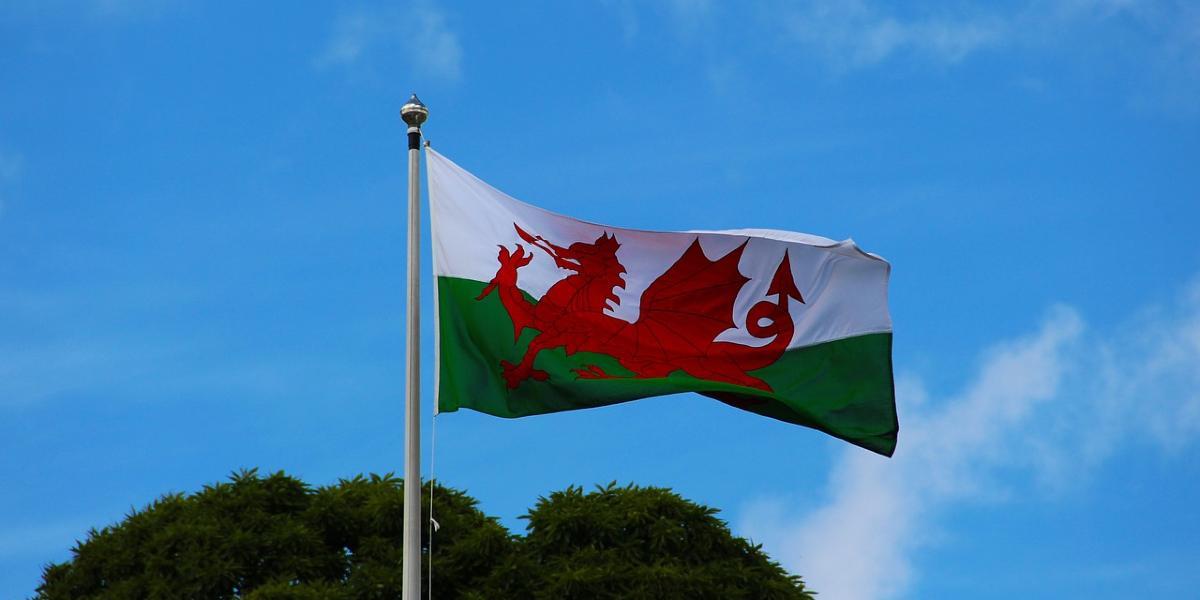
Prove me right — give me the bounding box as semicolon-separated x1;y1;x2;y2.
500;359;548;389
573;359;661;382
500;333;560;389
571;364;613;379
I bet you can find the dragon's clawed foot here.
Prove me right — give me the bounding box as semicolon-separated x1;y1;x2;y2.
572;364;613;380
476;245;534;300
500;359;548;389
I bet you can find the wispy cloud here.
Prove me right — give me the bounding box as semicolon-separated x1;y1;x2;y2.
771;0;1200;86
739;277;1200;599
602;0;717;43
1125;3;1200;116
315;3;462;81
778;1;1006;67
314;12;373;67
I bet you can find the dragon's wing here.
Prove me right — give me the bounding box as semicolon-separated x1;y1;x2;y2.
635;239;748;357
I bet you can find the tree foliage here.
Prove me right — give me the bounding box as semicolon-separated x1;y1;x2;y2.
36;471;812;599
36;469;508;599
493;483;813;600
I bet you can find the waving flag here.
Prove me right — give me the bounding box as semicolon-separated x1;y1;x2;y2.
428;149;897;456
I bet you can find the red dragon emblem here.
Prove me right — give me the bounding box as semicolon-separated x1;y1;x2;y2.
476;224;804;391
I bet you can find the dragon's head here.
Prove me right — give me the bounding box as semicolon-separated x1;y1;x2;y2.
592;232;619;255
566;232;625;276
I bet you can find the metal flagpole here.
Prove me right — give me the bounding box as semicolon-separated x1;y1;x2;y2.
399;93;428;600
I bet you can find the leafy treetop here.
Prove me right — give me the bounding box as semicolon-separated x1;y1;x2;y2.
36;471;813;600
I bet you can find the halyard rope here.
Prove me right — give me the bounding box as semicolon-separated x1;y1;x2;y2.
426;413;439;600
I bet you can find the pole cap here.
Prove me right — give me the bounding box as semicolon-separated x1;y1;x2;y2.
400;93;429;127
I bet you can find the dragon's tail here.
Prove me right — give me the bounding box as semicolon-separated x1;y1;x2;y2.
733;252;803;371
734;298;795;372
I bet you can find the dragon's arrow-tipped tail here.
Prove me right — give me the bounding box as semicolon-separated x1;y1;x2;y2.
767;250;804;307
731;250;803;372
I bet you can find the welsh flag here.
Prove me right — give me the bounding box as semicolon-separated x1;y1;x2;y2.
428;149;898;456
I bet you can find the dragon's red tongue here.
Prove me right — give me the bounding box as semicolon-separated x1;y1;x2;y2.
514;223;538;244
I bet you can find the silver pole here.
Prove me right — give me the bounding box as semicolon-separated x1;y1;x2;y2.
399;93;428;600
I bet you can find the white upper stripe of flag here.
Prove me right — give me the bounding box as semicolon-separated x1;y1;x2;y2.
427;148;892;351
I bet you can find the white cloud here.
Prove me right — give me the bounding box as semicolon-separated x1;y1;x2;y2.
315;12;373;67
315;3;462;81
771;0;1200;87
777;0;1006;67
410;5;462;79
601;0;1200;103
602;0;716;42
1128;3;1200;116
739;278;1200;599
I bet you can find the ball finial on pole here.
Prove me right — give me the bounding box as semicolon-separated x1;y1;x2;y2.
400;93;429;128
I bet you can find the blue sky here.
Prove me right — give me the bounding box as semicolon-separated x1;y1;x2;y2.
2;1;1199;598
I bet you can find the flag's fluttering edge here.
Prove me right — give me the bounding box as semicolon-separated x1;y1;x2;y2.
428;149;898;456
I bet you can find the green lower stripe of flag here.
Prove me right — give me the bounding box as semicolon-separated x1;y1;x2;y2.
436;276;898;456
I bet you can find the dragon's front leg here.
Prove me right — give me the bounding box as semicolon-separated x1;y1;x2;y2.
476;244;536;342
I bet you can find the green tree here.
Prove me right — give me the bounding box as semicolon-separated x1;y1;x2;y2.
487;483;814;600
36;472;813;599
35;469;509;600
